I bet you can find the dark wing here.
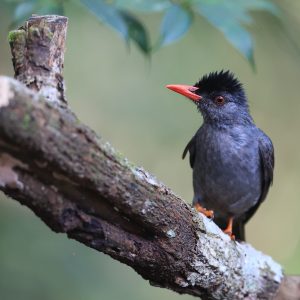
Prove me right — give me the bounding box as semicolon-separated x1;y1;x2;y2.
258;131;274;202
243;130;274;224
182;135;196;168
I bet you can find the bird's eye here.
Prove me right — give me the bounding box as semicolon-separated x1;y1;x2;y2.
215;96;225;105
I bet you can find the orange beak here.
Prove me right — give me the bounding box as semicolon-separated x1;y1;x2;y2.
166;84;202;102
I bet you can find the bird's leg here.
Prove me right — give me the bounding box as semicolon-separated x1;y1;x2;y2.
194;203;214;219
224;217;235;240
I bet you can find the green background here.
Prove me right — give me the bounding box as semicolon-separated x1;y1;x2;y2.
1;1;300;299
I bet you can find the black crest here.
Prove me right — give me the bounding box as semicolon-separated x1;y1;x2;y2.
195;70;243;94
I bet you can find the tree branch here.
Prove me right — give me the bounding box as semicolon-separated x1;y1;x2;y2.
0;15;298;300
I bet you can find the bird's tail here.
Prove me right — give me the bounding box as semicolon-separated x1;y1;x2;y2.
233;221;245;241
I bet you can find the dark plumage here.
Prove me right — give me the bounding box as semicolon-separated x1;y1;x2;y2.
195;70;244;95
167;71;274;241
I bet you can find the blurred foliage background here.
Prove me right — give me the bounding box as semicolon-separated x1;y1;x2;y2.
1;0;300;299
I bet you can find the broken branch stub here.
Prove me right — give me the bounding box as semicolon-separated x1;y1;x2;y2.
8;15;68;105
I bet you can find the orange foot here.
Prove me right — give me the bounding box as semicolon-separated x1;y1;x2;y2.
223;217;235;240
194;203;214;219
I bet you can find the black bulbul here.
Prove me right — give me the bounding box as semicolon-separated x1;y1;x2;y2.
166;71;274;240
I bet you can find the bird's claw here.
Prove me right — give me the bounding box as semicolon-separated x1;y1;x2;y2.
223;229;235;240
194;203;214;219
223;217;235;240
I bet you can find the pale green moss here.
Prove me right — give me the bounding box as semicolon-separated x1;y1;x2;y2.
28;26;40;38
22;114;31;130
44;27;54;40
7;30;25;44
115;150;136;169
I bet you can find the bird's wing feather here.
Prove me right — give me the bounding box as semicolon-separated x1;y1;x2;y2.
243;129;274;224
258;130;274;202
182;135;196;168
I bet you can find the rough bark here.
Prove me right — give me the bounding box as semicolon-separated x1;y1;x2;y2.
8;15;67;105
0;15;298;300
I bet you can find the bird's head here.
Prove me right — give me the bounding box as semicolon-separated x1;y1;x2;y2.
166;71;252;126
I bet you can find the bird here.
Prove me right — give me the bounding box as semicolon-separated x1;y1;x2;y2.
166;71;274;241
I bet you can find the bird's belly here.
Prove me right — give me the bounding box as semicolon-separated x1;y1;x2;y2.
193;142;261;217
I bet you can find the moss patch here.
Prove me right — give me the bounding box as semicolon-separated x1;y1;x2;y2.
28;26;40;38
8;30;26;44
22;114;31;130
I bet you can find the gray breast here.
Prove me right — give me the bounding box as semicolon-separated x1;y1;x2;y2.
193;125;262;218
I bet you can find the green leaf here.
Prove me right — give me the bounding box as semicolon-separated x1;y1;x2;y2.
10;1;37;27
192;0;280;64
10;0;65;28
120;12;150;54
242;0;280;16
160;4;192;46
81;0;128;40
114;0;171;12
36;2;64;16
4;0;26;3
224;23;254;67
193;0;255;64
14;1;36;19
